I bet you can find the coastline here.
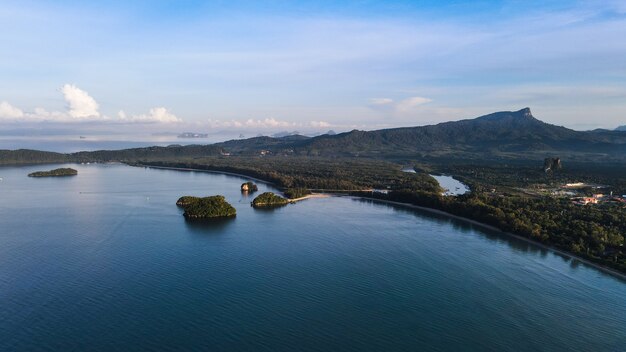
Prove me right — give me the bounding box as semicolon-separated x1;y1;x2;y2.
135;163;626;282
289;193;330;202
139;164;275;186
354;196;626;282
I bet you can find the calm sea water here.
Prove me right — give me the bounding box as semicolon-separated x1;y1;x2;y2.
0;164;624;351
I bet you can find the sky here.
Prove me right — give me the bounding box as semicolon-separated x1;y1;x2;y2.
1;0;625;136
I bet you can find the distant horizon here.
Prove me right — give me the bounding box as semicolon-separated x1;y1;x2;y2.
1;106;623;154
0;107;624;144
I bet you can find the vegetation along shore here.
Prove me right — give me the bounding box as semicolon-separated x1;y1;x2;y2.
2;108;624;276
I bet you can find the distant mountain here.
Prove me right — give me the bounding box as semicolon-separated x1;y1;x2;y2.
3;108;626;164
212;108;626;160
178;132;208;138
272;131;300;138
616;125;626;131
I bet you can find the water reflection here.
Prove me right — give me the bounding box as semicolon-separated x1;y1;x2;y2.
353;197;585;267
183;216;236;234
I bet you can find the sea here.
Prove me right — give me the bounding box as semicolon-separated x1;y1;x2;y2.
0;163;624;351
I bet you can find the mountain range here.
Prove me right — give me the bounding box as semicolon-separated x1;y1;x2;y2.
1;108;625;164
214;108;626;161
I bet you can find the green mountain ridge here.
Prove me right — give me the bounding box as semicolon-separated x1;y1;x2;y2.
213;108;626;160
1;108;625;164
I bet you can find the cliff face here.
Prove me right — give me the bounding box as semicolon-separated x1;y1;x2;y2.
543;158;562;173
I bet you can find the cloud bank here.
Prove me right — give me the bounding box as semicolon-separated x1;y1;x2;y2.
0;101;24;119
119;107;182;123
206;117;332;130
0;84;181;124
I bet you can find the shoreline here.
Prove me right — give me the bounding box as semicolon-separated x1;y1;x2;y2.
354;196;626;282
138;164;275;186
135;163;626;282
289;193;331;203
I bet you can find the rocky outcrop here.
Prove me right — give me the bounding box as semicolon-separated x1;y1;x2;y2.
241;181;258;192
543;157;562;173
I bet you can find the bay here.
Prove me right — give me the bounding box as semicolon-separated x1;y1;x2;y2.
0;164;624;351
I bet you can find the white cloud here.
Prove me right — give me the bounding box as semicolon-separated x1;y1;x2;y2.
0;101;24;119
310;120;331;128
245;117;294;128
369;96;432;113
395;96;432;111
369;98;394;106
207;117;295;129
30;107;71;121
0;86;182;125
206;117;332;130
121;107;182;123
61;84;100;119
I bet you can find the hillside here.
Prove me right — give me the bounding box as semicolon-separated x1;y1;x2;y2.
2;108;625;164
282;108;626;159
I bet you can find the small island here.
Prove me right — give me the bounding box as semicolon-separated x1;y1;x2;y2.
241;181;258;193
28;168;78;177
252;192;290;208
176;195;236;219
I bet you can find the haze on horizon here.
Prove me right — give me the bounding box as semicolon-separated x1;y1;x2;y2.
1;0;625;136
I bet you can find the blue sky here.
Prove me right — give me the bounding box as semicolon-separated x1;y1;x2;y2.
1;0;625;133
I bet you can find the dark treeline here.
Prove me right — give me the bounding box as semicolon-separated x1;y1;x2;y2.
435;163;626;195
0;149;70;165
0;145;223;165
284;188;311;199
142;157;441;193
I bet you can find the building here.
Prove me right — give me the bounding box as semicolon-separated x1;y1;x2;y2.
572;197;598;205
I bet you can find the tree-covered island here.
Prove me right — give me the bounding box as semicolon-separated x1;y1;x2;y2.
252;192;290;207
176;195;236;219
241;181;258;192
28;168;78;177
